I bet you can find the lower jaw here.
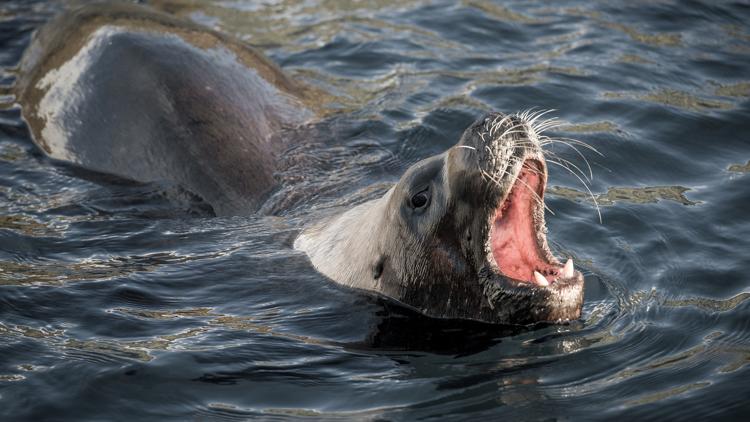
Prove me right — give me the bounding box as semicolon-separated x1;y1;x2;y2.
480;270;585;324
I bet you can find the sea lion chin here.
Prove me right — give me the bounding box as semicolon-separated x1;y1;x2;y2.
295;112;584;325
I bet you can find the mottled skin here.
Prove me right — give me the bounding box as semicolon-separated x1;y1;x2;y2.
16;3;583;325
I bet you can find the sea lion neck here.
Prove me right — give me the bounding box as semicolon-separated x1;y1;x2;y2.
295;189;396;294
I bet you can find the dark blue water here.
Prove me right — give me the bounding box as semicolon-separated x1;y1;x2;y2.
2;0;750;420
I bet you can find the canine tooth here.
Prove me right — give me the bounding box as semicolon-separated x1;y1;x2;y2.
533;271;549;286
563;259;574;279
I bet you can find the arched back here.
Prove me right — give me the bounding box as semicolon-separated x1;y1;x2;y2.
16;3;317;215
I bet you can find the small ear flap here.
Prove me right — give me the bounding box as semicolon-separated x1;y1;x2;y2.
372;255;387;279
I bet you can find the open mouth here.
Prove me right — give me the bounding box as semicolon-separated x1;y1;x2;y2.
488;159;575;287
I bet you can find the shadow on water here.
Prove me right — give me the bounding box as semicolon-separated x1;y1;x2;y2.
57;164;217;217
350;298;533;356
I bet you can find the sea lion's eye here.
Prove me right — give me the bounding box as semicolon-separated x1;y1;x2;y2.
411;190;430;209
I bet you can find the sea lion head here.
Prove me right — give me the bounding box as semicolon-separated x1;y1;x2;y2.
296;111;584;325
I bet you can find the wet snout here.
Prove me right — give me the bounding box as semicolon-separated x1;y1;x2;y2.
449;112;544;204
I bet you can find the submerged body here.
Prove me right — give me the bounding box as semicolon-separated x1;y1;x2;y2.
16;3;584;325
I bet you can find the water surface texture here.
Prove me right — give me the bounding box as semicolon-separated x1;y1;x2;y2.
2;0;750;420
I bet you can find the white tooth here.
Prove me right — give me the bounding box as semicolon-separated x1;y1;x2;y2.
533;271;549;286
563;259;574;279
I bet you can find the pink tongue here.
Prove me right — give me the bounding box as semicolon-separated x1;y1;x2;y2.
490;166;547;282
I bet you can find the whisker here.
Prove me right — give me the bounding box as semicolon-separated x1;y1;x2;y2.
489;114;512;137
525;109;557;132
521;107;545;123
503;120;533;137
517;107;538;123
542;149;591;181
476;109;604;223
497;122;526;140
515;173;555;216
533;118;566;134
498;129;531;138
539;136;595;180
492;156;555;215
547;160;602;223
541;135;603;156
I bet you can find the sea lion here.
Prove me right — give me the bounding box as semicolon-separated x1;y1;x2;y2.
295;112;584;324
14;2;318;215
14;3;584;325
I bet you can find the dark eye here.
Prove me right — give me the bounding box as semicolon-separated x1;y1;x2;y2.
411;190;429;209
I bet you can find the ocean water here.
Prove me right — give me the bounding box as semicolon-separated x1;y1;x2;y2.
1;0;749;420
